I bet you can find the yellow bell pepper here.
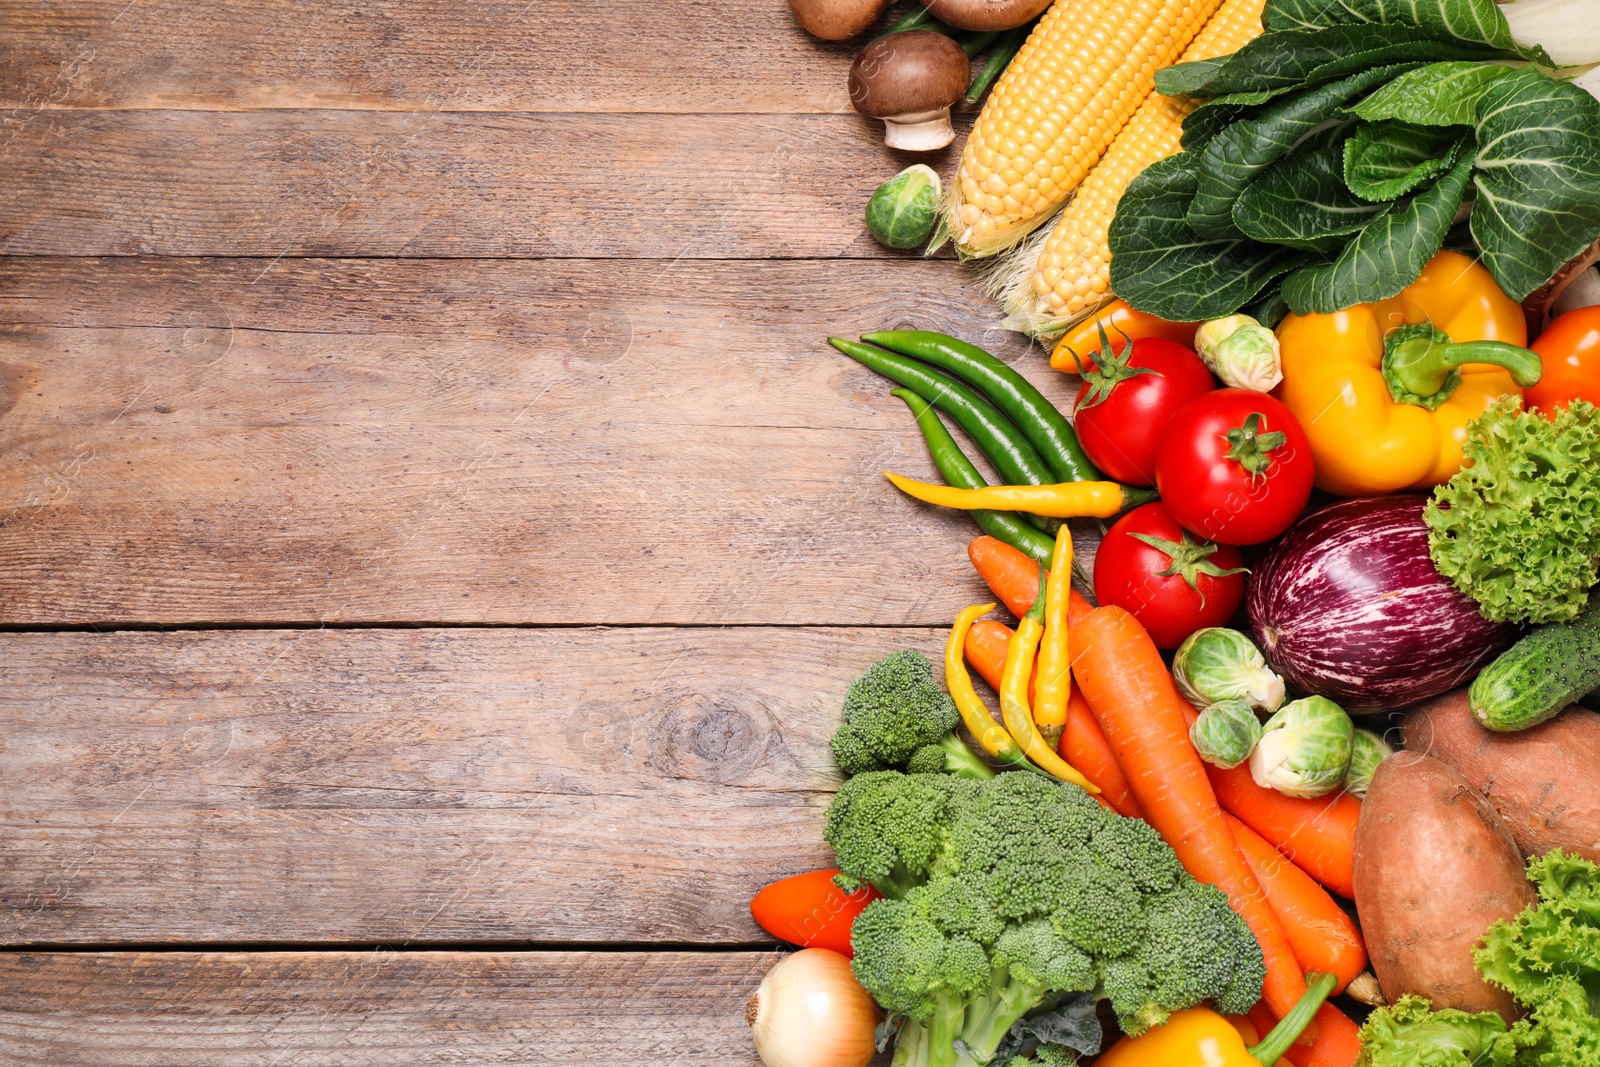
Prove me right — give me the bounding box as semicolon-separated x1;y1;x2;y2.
1096;972;1335;1067
1275;251;1542;496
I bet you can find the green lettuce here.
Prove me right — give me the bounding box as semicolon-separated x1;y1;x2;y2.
1426;398;1600;625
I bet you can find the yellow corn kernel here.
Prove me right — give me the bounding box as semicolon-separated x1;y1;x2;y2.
1016;0;1268;331
945;0;1225;260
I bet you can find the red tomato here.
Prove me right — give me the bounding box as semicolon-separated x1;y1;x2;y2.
1071;337;1214;486
1156;388;1315;546
750;869;879;956
1093;502;1248;649
1528;305;1600;416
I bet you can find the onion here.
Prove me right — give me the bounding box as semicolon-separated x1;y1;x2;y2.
1246;496;1518;713
746;949;879;1067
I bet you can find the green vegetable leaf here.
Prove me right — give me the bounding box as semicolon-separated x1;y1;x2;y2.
1159;25;1495;102
1155;56;1231;98
1188;63;1422;239
1346;61;1511;126
1262;0;1550;64
1108;154;1311;321
1469;67;1600;302
1235;126;1393;251
1343;120;1466;201
1356;995;1527;1067
1182;101;1262;152
1281;150;1473;314
1428;399;1600;624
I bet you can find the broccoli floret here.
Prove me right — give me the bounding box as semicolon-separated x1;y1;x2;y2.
828;771;1267;1066
832;650;979;775
905;733;998;779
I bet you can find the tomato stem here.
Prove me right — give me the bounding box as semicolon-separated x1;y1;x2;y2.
1128;530;1249;608
1073;322;1161;413
1224;413;1287;481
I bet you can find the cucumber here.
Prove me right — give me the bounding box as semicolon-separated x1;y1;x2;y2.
1470;595;1600;731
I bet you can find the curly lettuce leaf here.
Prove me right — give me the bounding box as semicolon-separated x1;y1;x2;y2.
1426;398;1600;624
1356;995;1527;1067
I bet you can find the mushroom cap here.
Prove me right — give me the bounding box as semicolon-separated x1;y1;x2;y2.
924;0;1053;31
849;31;971;119
789;0;892;41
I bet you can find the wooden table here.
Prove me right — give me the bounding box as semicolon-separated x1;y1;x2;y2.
0;3;1065;1060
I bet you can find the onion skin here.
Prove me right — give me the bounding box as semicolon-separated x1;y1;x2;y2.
1246;496;1518;712
747;949;879;1067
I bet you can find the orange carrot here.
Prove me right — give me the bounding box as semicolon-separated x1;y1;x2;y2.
1072;605;1308;1022
968;535;1093;620
1060;693;1145;820
1248;1002;1363;1067
1226;814;1366;993
1187;714;1360;899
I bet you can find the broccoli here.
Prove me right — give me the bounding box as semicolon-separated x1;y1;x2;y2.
828;770;1266;1067
831;650;996;780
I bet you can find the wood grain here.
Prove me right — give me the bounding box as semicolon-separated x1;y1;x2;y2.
0;0;864;114
0;950;776;1065
0;109;978;259
0;256;1065;628
0;625;946;945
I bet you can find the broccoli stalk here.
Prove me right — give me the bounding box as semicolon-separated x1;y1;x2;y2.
832;650;996;780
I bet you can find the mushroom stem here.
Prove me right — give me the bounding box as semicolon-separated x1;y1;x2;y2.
883;108;956;151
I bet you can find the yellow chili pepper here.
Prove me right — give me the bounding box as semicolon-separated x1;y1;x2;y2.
945;602;1033;770
884;471;1155;519
1032;526;1072;745
1096;972;1335;1067
1275;250;1542;496
1000;572;1098;793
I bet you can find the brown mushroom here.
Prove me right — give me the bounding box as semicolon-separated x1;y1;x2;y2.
849;31;971;152
924;0;1053;31
789;0;892;41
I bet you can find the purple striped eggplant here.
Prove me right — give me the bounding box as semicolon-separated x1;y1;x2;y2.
1246;495;1518;712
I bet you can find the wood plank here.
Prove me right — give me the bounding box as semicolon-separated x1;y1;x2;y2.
0;109;975;259
0;950;776;1065
0;0;863;114
0;626;940;945
0;256;1061;628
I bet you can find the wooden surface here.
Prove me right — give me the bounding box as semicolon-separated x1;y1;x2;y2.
0;0;1054;1060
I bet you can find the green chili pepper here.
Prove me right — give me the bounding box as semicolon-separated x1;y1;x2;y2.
830;337;1059;533
960;30;1000;57
965;24;1029;103
884;5;937;33
862;329;1101;483
890;388;1057;565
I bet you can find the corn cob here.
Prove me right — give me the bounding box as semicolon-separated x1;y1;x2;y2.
943;0;1225;260
1004;0;1268;332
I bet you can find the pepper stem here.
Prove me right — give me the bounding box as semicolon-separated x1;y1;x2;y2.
1248;972;1337;1066
1381;323;1543;411
1225;414;1287;481
1026;567;1047;623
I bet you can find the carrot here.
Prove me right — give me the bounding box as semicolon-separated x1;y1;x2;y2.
968;535;1093;620
1248;1002;1363;1067
1226;814;1366;993
1190;720;1360;899
1061;693;1145;820
1072;605;1308;1022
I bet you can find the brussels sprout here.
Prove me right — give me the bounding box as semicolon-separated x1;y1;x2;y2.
1250;696;1355;799
1189;699;1263;770
1194;313;1283;392
1172;628;1286;714
866;164;942;250
1343;728;1394;799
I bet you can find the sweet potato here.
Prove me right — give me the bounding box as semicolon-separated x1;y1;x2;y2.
1353;752;1534;1021
1404;689;1600;863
